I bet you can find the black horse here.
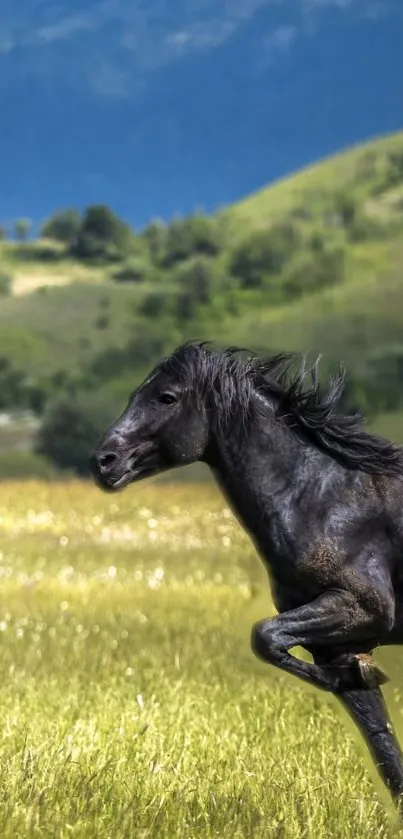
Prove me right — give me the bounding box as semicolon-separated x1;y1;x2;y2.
91;341;403;806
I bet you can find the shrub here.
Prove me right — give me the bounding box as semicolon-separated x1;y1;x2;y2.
359;345;403;413
94;315;110;330
72;205;133;262
41;209;81;247
14;218;31;242
175;256;216;303
162;215;221;268
139;293;167;319
111;257;151;283
142;220;167;265
283;246;345;298
230;223;299;289
36;394;117;475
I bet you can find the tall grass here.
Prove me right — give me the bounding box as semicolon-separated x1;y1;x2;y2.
0;481;402;837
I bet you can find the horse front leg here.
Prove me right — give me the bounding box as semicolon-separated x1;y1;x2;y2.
250;589;393;692
312;649;403;804
251;590;403;806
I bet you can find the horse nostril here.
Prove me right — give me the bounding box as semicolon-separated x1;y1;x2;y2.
98;451;118;473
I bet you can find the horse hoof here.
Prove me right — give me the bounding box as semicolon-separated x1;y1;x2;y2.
356;653;389;689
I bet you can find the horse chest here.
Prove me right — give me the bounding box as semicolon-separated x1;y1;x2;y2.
258;526;343;612
264;529;353;616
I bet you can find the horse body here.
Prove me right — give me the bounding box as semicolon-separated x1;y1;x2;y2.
208;398;401;629
90;341;403;805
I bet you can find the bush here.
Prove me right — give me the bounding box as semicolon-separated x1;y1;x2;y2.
230;223;299;289
111;256;151;283
14;218;31;242
41;208;81;247
36;394;117;476
162;215;221;268
94;315;109;330
175;256;216;304
348;213;388;243
383;151;403;189
139;293;167;319
142;220;167;265
283;246;345;298
175;292;198;322
72;205;133;262
13;243;65;263
0;359;26;409
359;345;403;413
333;190;358;228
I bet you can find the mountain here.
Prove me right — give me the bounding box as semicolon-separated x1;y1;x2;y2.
0;0;402;229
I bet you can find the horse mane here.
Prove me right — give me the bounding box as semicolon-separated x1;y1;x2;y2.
160;341;403;478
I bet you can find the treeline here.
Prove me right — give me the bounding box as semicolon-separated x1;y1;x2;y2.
1;142;403;475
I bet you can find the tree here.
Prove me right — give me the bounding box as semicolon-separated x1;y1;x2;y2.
72;205;132;262
0;358;45;411
142;220;167;265
41;208;81;247
14;218;31;242
162;214;221;268
175;256;215;304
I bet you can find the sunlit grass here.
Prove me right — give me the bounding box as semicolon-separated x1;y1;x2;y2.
0;481;402;837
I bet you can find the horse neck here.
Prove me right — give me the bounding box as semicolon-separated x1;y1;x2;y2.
203;391;312;538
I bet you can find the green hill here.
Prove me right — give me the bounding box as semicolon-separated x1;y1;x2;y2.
1;130;403;476
227;131;403;230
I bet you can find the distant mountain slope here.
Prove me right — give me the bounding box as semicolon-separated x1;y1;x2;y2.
226;131;403;230
1;130;403;462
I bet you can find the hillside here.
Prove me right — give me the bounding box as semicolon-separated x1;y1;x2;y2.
1;130;403;476
227;132;403;230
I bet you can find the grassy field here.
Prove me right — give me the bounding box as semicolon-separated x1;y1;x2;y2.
1;481;403;837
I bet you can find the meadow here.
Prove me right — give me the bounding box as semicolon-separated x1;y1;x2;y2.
1;481;403;837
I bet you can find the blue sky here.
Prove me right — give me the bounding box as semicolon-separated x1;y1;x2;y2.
0;0;402;230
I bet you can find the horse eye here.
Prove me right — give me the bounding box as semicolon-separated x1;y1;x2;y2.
159;392;178;405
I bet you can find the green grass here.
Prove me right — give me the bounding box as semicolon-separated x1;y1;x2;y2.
216;239;403;370
0;283;148;374
0;481;403;837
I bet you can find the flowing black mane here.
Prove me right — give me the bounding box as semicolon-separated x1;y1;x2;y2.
157;341;403;478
